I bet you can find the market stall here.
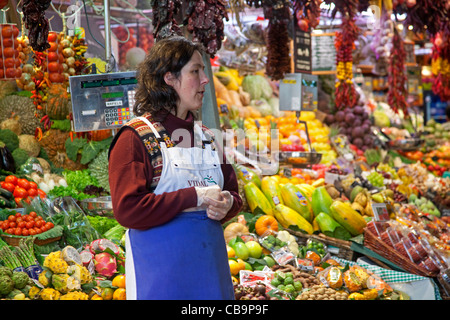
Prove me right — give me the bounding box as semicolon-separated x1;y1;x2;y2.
0;0;449;301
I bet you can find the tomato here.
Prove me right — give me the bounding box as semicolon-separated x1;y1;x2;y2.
14;198;23;206
45;222;54;229
5;175;18;185
34;227;41;234
48;42;58;52
40;226;47;233
35;220;44;228
14;187;28;198
29;229;36;236
22;229;29;236
29;211;37;218
25;215;33;222
8;215;16;222
48;32;58;42
8;221;16;228
47;51;59;61
26;221;34;229
27;188;38;197
29;181;38;190
37;189;47;199
15;212;22;218
14;228;22;235
6;228;14;234
1;182;15;193
2;221;8;229
18;221;26;228
48;61;61;72
17;178;31;190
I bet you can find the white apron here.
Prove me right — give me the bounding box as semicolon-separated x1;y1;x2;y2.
125;117;233;300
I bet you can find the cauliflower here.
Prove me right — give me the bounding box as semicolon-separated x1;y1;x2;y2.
11;271;29;289
43;251;69;274
0;275;14;296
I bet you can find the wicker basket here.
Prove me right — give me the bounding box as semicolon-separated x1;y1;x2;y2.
1;234;61;246
363;228;438;278
287;229;356;261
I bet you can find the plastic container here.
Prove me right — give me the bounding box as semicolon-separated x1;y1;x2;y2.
402;237;421;263
366;220;389;237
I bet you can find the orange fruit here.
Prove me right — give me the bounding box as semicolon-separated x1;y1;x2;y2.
113;288;126;300
112;274;126;289
226;245;235;258
101;287;114;300
228;259;245;276
90;294;103;300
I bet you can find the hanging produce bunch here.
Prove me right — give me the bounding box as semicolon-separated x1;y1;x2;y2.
184;0;228;57
262;0;292;80
292;0;322;32
386;27;408;117
0;24;21;80
21;0;52;52
430;25;450;102
333;12;360;109
150;0;183;40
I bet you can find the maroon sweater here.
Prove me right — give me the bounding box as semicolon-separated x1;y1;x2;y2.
108;112;242;230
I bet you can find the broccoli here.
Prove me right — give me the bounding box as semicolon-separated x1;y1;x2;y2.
0;129;19;152
0;275;14;296
12;148;29;168
12;271;29;289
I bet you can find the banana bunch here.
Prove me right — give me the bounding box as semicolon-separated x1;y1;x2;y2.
350;188;372;217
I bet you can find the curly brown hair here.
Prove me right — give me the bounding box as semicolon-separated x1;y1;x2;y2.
133;36;205;121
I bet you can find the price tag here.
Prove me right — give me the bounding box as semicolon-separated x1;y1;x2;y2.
371;203;390;221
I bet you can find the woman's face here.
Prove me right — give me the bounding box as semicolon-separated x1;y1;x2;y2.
167;50;210;119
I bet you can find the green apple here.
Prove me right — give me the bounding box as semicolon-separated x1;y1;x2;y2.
263;255;276;268
234;242;250;260
245;240;263;259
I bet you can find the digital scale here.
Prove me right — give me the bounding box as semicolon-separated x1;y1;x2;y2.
68;71;137;132
277;73;322;169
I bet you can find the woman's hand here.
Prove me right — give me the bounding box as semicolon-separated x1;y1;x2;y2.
204;191;234;221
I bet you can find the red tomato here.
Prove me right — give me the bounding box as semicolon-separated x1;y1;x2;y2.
5;175;18;185
27;188;38;197
8;221;16;228
14;198;23;206
29;181;38;190
15;212;22;218
25;215;33;222
1;182;15;193
40;226;47;233
14;228;22;235
34;228;41;234
2;221;8;229
17;221;26;228
35;220;44;228
17;178;31;190
48;42;58;52
7;215;16;222
6;228;14;234
45;222;54;229
48;32;58;42
48;61;61;72
47;51;59;61
29;229;36;236
22;229;29;236
29;211;37;218
37;189;47;199
13;187;28;198
26;221;34;229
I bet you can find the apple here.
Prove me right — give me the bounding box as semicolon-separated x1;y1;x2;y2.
245;241;263;259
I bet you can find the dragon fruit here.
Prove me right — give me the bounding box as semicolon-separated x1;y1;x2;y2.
89;239;120;255
94;252;117;278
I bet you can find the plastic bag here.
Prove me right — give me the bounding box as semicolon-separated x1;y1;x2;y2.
49;197;101;250
17;157;43;176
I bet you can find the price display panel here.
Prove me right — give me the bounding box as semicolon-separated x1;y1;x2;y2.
69;71;137;132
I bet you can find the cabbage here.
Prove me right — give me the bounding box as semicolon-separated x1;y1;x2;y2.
373;110;390;128
241;75;273;100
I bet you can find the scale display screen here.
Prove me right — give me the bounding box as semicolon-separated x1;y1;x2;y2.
69;71;137;132
278;73;318;112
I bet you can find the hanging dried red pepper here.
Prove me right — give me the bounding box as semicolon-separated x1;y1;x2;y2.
430;21;450;102
334;14;360;110
387;27;408;117
184;0;228;57
292;0;322;31
263;0;292;80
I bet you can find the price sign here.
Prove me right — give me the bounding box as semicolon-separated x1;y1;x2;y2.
293;25;312;74
371;203;390;221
